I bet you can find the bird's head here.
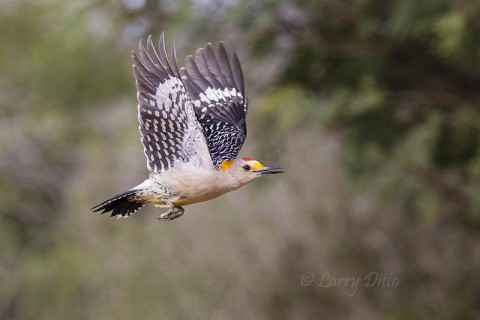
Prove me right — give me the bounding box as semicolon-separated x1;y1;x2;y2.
221;157;284;185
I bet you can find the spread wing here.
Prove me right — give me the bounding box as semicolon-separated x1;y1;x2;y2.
180;43;248;169
133;34;205;173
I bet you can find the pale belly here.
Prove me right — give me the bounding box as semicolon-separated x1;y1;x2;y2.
171;188;231;206
147;166;243;207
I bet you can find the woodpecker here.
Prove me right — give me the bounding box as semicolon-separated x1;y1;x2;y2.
92;33;283;221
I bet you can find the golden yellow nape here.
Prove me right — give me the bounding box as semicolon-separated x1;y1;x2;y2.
220;160;234;171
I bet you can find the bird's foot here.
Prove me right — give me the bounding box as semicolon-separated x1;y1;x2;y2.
156;206;185;221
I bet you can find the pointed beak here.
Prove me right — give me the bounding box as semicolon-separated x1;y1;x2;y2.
255;166;284;175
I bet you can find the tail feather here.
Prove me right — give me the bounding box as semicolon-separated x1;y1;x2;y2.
91;189;146;218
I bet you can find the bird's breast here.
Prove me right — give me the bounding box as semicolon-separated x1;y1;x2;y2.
152;165;242;206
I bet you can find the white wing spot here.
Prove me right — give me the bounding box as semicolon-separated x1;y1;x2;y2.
205;87;219;101
155;77;182;103
199;93;211;103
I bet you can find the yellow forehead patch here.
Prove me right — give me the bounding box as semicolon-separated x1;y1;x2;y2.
252;161;264;171
221;160;234;171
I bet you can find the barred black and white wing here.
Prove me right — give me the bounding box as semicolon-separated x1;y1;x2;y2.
133;34;204;173
180;43;247;169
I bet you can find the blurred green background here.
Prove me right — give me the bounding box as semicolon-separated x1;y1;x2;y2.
1;0;480;319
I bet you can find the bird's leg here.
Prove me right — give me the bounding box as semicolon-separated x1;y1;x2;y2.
156;199;185;221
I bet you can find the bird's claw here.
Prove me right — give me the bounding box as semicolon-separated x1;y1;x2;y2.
156;206;185;221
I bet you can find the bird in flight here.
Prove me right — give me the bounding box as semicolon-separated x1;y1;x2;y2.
92;33;283;221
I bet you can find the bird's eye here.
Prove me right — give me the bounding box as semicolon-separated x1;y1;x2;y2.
242;164;251;171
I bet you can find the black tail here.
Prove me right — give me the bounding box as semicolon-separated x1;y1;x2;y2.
91;189;146;218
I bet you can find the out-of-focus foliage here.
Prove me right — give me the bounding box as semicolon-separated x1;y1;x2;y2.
255;0;480;220
1;0;480;319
